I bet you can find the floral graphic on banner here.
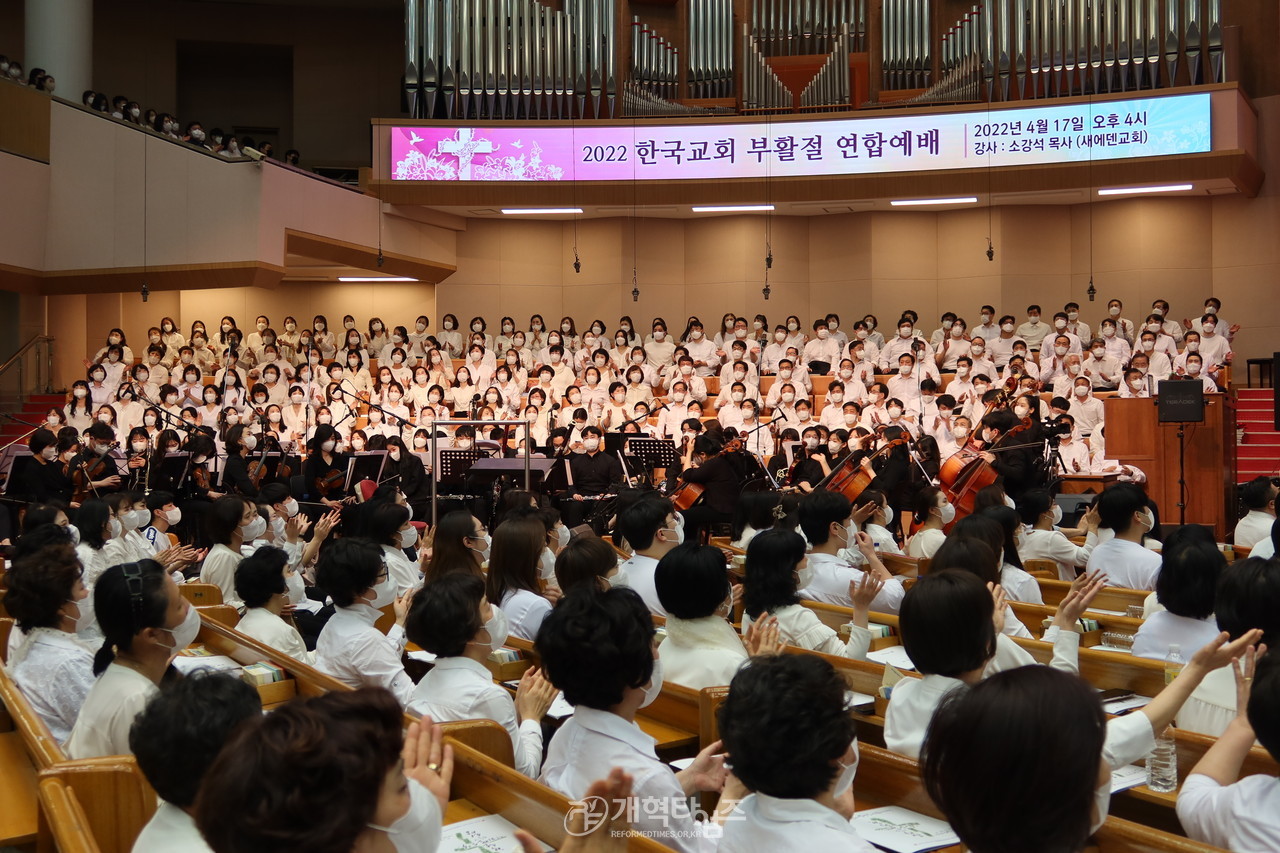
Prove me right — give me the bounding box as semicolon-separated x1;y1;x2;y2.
392;128;565;182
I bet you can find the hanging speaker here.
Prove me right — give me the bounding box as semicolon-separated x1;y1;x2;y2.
1157;380;1205;423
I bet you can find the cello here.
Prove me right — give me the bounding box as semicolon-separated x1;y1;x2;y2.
670;435;742;510
939;407;1035;520
816;428;906;504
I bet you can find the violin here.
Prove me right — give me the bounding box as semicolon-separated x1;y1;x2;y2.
314;469;345;496
67;441;119;503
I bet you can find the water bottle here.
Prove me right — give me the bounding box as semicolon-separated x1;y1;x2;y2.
1147;726;1179;793
1148;644;1184;793
1164;644;1184;685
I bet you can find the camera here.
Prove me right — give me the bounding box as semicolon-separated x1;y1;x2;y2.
1041;417;1073;445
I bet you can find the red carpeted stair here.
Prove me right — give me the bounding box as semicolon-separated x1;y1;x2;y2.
0;394;66;441
1236;388;1278;482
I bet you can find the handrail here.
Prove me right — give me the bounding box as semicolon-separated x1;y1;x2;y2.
0;335;55;395
0;336;54;378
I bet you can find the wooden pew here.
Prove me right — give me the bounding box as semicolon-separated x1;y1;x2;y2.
1039;578;1149;613
699;688;1227;853
178;582;223;607
195;612;349;707
36;758;156;853
445;738;669;851
37;777;96;853
0;615;13;664
438;719;516;767
195;604;239;628
1008;601;1145;639
880;553;927;577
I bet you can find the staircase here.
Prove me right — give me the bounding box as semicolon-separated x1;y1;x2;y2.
0;394;67;442
1236;388;1278;482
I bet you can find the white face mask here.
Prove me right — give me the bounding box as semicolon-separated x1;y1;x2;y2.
399;525;419;550
473;607;509;652
880;505;895;527
368;575;396;608
1001;323;1015;333
125;508;149;530
107;518;123;539
641;657;664;708
833;739;861;797
242;515;268;541
938;501;957;524
159;604;202;654
366;779;439;853
795;563;815;590
952;425;969;440
1091;778;1111;835
583;437;600;452
65;594;96;635
469;532;492;561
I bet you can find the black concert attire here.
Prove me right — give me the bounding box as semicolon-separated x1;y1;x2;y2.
221;451;259;499
678;454;740;539
305;451;348;505
22;457;74;504
562;449;622;527
67;448;123;496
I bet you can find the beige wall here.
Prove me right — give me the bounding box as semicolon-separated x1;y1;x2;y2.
0;0;403;168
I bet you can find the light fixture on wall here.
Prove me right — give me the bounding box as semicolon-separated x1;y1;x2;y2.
141;281;149;303
691;204;775;213
338;276;420;282
1097;183;1193;196
889;196;979;207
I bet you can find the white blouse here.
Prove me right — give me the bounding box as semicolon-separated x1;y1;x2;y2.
408;656;544;778
236;607;314;664
7;628;97;745
1131;611;1221;662
659;615;748;690
905;527;946;559
498;588;553;642
65;663;159;759
742;603;872;661
721;793;875;852
199;543;245;611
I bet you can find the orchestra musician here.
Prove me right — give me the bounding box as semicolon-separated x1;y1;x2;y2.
221;424;262;498
67;421;123;500
675;433;741;540
562;425;621;527
22;428;75;505
305;424;348;511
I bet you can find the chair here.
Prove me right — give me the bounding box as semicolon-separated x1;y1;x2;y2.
438;719;516;767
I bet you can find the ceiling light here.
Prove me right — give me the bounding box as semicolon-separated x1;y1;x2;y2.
691;204;775;213
1097;184;1193;196
500;207;583;214
889;196;979;207
338;276;419;282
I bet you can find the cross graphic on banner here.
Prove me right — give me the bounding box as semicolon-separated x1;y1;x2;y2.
438;128;494;179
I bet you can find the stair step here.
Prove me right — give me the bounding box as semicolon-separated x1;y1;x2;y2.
1237;446;1280;461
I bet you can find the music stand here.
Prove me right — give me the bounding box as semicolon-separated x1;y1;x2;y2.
1158;380;1206;525
604;431;631;455
0;447;33;495
626;438;679;481
347;450;389;492
156;451;191;493
437;449;484;486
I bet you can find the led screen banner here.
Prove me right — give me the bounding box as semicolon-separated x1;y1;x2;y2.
388;92;1210;183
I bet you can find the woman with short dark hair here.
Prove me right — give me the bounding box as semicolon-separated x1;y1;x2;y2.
313;539;414;704
718;654;871;850
234;546;313;664
405;573;555;778
195;688;451;853
5;542;96;744
1132;525;1225;661
741;528;881;661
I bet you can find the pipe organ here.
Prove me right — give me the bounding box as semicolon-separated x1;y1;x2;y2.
402;0;1230;119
